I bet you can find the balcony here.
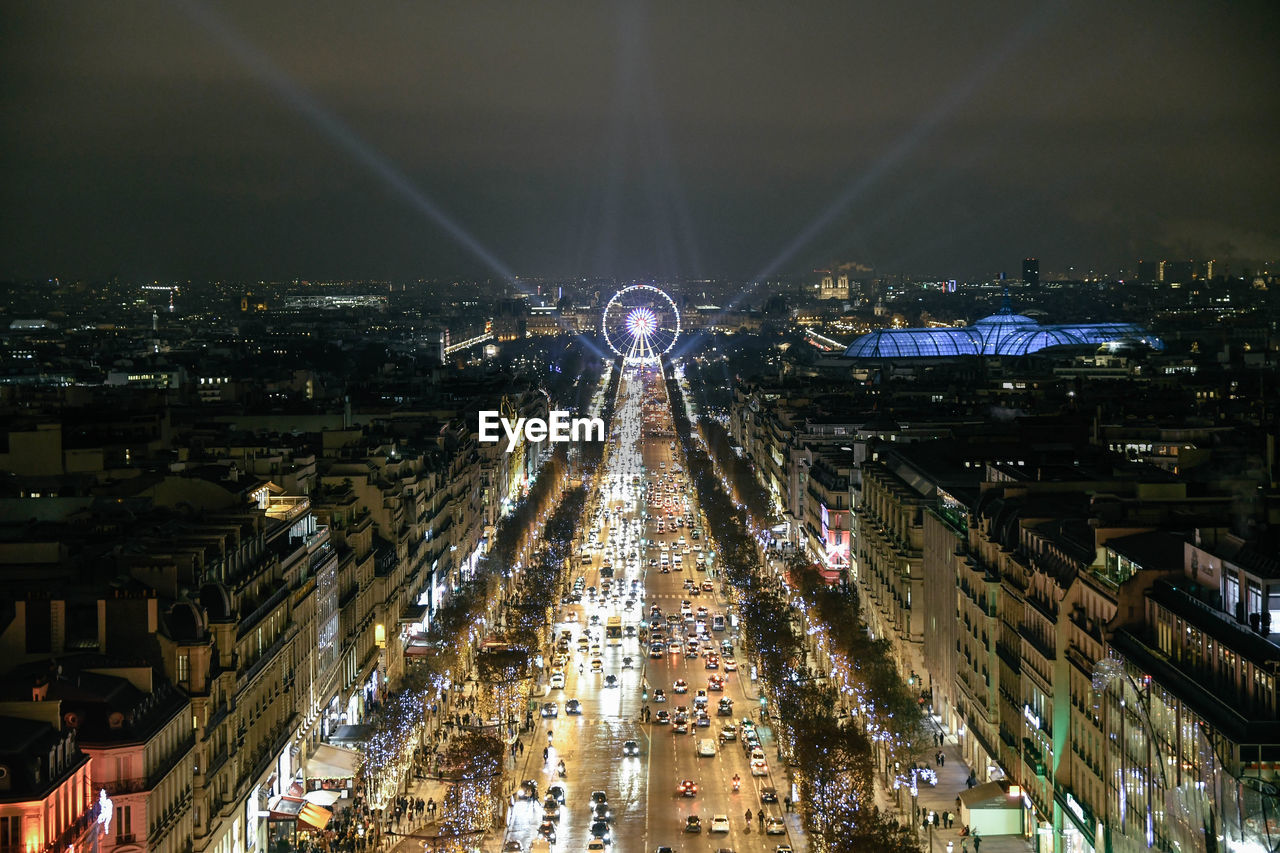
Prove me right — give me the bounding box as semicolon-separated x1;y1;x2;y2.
101;776;148;795
236;582;291;638
1017;622;1057;663
237;623;294;688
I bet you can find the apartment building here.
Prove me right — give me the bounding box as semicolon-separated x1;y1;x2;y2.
0;716;95;853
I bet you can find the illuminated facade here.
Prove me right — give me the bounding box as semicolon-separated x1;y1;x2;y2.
803;458;851;579
0;717;95;853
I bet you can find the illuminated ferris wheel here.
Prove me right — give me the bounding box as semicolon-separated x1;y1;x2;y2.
602;285;680;362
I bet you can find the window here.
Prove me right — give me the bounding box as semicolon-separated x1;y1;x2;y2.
0;815;21;851
177;653;189;683
116;755;131;782
117;804;132;841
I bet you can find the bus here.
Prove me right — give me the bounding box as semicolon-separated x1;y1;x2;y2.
606;616;623;644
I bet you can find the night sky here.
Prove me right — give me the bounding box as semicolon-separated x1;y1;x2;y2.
2;1;1277;282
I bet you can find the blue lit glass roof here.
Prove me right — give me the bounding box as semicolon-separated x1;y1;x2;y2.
844;313;1163;360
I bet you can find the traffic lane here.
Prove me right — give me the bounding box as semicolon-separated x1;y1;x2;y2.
643;635;767;847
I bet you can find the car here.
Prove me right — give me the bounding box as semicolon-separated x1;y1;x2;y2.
705;654;719;670
710;815;731;834
622;739;640;757
695;711;711;727
720;724;737;742
593;802;612;822
650;643;665;658
697;738;717;756
708;675;725;691
589;820;611;843
676;779;698;797
654;847;674;853
604;674;618;688
684;816;702;834
673;718;689;734
673;679;688;694
591;658;604;672
547;783;566;804
654;710;670;724
766;817;786;835
502;842;522;853
760;786;778;803
622;656;634;669
550;671;565;689
566;699;582;715
751;756;769;776
590;790;609;808
543;803;561;823
723;657;737;672
586;843;606;853
694;689;708;706
541;702;558;718
652;689;667;703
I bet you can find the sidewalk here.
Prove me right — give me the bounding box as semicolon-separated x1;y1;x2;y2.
875;731;1033;853
384;681;548;853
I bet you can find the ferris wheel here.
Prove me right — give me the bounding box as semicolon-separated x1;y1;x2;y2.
602;285;680;362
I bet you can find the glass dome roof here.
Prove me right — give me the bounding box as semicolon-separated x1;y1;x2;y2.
844;302;1163;360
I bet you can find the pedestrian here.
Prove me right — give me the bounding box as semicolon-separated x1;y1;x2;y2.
543;746;549;761
757;809;764;828
783;795;791;812
973;836;981;852
960;842;969;853
939;751;945;767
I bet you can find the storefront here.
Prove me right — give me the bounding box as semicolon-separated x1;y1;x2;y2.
265;796;333;852
1054;791;1099;853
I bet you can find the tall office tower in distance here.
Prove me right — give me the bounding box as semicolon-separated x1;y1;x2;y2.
1022;257;1039;288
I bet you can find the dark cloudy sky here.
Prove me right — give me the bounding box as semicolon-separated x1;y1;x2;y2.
2;1;1277;282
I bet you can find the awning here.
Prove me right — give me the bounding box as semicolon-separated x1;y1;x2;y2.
305;743;361;779
330;724;374;746
268;797;304;820
298;803;333;830
303;790;343;807
267;797;332;830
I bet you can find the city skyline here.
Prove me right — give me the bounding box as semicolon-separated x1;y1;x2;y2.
2;1;1278;283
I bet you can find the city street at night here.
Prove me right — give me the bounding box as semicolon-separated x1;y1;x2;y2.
501;363;802;853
